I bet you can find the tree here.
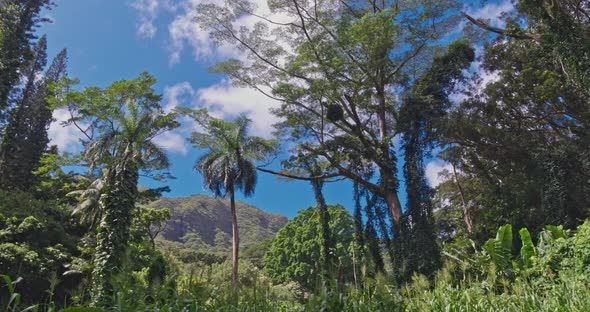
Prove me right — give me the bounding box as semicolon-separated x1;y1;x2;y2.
130;206;171;249
433;3;590;244
181;108;278;287
0;0;52;123
195;0;464;240
263;204;355;291
273;153;338;279
395;40;474;280
53;72;179;304
0;36;67;191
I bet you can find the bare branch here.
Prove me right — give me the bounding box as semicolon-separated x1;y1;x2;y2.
256;166;344;182
461;12;540;41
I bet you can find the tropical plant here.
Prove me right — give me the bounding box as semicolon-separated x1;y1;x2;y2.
53;72;179;304
66;173;105;228
180;108;278;287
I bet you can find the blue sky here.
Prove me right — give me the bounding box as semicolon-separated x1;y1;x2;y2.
40;0;511;218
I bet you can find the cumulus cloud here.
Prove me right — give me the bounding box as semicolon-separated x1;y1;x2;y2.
425;161;453;188
131;0;292;64
153;131;189;155
163;81;195;112
162;80;281;138
166;0;271;64
48;108;85;153
167;8;215;64
130;0;177;38
465;0;515;28
196;80;281;137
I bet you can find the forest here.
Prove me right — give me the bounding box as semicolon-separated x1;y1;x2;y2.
1;0;589;310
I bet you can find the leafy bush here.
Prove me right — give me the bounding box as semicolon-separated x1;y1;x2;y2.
263;204;355;290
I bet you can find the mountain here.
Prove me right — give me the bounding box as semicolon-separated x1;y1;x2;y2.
149;195;288;254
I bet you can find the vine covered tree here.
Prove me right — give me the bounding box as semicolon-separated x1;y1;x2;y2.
396;40;474;281
181;108;278;287
52;72;179;304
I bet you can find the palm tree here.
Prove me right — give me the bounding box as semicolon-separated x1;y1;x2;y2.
184;109;278;287
66;173;105;228
58;73;178;304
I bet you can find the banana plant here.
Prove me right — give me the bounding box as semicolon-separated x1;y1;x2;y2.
483;224;513;272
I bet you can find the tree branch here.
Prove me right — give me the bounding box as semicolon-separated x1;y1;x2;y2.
461;12;540;41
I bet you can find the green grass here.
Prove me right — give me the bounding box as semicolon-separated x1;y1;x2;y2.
3;266;590;312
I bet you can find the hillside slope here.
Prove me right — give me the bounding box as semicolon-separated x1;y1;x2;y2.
149;195;287;253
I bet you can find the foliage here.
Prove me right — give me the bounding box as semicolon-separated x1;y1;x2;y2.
242;238;273;269
395;39;475;282
0;190;82;306
263;204;355;291
437;0;590;243
130;206;171;248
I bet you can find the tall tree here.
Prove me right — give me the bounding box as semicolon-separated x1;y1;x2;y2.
196;0;463;234
0;36;67;191
396;40;474;281
182;109;278;287
53;72;179;304
0;0;52;122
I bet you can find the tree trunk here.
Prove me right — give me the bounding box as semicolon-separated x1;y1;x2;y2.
384;190;402;225
311;178;334;278
91;159;138;305
230;189;239;288
452;162;473;234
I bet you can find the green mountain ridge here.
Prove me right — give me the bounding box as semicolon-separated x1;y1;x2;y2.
148;194;288;253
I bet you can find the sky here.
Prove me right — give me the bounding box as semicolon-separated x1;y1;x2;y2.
39;0;511;219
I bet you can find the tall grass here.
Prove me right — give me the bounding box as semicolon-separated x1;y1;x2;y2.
4;266;590;312
4;221;590;311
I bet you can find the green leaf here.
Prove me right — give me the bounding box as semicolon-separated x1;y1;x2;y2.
483;224;513;272
519;227;536;269
545;225;568;240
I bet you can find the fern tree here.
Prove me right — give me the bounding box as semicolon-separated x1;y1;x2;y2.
53;72;179;304
181;108;278;287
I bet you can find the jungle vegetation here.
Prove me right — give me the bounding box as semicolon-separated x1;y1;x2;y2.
1;0;589;310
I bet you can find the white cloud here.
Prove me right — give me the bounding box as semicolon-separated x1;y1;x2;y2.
163;81;195;112
165;0;273;64
196;80;280;137
131;0;293;64
48;108;85;153
465;0;515;28
167;9;215;64
425;161;452;188
153;130;189;155
130;0;176;38
158;79;281;153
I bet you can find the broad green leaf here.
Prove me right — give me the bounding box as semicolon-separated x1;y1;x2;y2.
519;227;536;269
